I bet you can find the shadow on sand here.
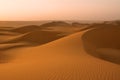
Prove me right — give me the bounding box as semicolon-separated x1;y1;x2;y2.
82;25;120;65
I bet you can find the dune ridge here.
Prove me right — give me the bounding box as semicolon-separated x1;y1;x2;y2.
0;21;89;51
0;21;120;80
0;28;120;80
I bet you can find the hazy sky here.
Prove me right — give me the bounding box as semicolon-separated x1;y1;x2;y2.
0;0;120;21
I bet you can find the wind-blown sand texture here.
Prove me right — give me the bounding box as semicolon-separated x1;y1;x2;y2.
0;21;120;80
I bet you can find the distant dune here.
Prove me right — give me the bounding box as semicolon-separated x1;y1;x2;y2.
11;25;41;33
0;21;88;50
40;21;71;27
0;21;120;80
0;27;13;31
2;30;64;46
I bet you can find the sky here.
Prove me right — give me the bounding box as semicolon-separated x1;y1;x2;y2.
0;0;120;21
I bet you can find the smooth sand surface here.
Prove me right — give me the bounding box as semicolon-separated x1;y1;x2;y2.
82;26;120;64
0;22;120;80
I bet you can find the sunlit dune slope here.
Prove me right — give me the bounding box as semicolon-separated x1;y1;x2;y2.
0;29;120;80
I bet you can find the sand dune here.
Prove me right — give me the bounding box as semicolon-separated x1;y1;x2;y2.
0;21;88;36
40;21;71;27
0;26;13;29
1;30;64;46
0;33;26;44
96;48;120;64
0;25;120;80
0;26;13;32
42;26;88;36
82;26;120;64
72;22;89;27
0;21;88;49
0;31;20;36
0;21;120;80
41;21;89;36
9;21;71;34
11;25;42;33
79;21;120;31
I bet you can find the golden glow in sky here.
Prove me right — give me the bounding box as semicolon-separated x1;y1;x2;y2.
0;0;120;21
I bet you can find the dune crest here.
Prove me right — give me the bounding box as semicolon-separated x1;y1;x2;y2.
0;29;119;80
0;21;120;80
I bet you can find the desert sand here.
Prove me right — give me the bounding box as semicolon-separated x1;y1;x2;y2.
0;21;120;80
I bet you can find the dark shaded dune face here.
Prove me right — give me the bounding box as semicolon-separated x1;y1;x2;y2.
0;28;13;31
0;31;19;36
3;30;64;47
77;23;109;31
11;21;70;33
0;27;14;32
0;27;13;29
40;21;70;27
11;25;41;33
82;26;120;64
0;33;12;35
18;31;63;45
116;21;120;25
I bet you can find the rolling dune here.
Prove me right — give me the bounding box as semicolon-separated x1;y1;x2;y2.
0;21;88;50
9;21;71;34
11;25;42;33
0;31;19;35
40;21;71;27
1;30;64;47
82;26;120;64
0;27;13;32
0;26;120;80
0;33;26;44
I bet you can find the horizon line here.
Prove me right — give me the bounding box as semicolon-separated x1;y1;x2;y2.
0;19;119;22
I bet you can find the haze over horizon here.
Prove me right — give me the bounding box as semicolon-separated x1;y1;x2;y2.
0;0;120;21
